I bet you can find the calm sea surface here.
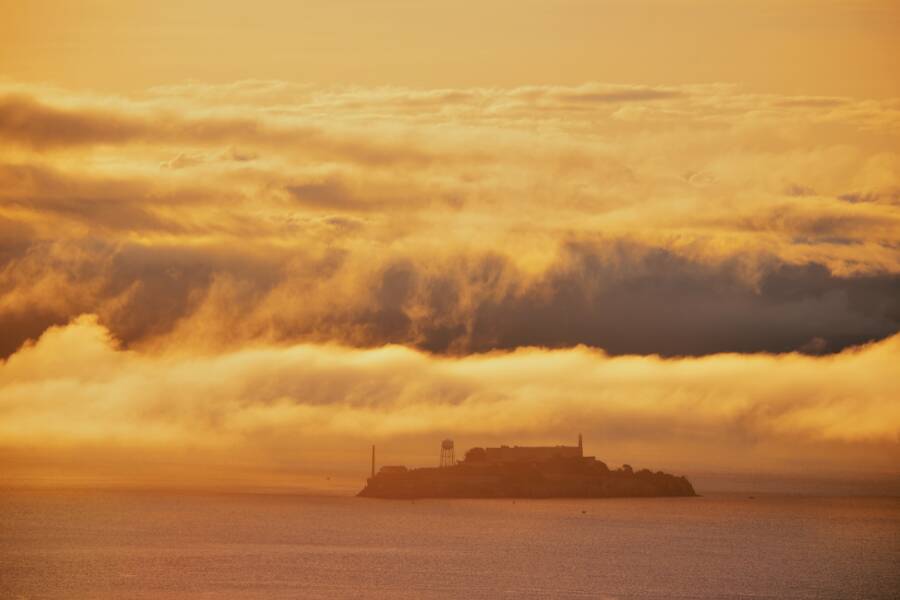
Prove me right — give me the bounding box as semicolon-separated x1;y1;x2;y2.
1;490;898;599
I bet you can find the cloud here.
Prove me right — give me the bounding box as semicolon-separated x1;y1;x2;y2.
0;91;439;167
551;88;683;105
1;235;897;359
0;316;897;489
456;243;900;356
161;152;206;170
838;189;900;206
286;179;368;211
0;81;898;356
0;94;146;148
0;79;898;489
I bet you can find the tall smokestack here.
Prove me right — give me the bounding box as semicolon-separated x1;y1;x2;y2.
578;433;583;454
371;445;375;478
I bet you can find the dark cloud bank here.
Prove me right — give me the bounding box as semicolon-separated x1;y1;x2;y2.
2;237;897;359
360;242;900;356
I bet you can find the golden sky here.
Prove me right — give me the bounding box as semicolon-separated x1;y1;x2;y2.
3;1;900;97
0;1;898;491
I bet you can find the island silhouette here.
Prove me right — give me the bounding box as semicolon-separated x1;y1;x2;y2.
359;436;696;499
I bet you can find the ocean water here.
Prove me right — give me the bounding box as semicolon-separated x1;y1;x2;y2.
1;491;898;599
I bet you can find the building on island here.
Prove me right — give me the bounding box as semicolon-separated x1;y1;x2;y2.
463;434;586;465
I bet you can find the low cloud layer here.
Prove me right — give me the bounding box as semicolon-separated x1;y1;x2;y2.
1;316;897;489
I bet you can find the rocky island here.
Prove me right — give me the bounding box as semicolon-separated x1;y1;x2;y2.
358;436;696;499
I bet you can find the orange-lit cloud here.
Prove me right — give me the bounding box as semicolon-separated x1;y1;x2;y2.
0;78;898;489
1;82;898;358
0;316;897;490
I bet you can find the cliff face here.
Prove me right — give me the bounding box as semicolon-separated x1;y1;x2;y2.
358;459;696;499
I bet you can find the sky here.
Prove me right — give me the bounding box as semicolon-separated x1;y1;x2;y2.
0;0;898;492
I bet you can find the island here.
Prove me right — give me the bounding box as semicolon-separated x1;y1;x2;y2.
358;436;696;499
